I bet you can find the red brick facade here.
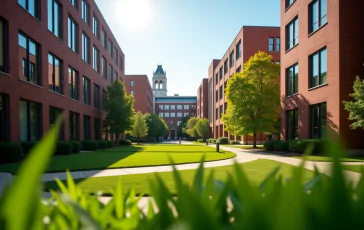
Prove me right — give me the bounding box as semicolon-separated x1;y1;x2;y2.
0;0;125;142
197;78;208;119
125;75;153;114
280;0;364;149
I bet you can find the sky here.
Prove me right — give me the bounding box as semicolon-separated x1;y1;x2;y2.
95;0;280;96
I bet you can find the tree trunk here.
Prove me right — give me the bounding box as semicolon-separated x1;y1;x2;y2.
253;132;257;148
115;132;120;145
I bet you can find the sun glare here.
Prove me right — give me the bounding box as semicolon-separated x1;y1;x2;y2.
114;0;153;31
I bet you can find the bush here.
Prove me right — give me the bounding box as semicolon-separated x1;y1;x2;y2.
119;140;132;146
196;139;204;143
229;140;240;145
55;141;73;155
81;140;99;151
72;141;82;153
20;141;38;156
0;142;23;163
263;140;278;151
107;141;114;148
273;140;290;151
98;141;108;149
219;137;229;144
289;139;328;154
213;139;217;144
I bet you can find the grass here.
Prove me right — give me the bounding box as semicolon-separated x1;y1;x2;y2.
45;159;315;195
0;144;235;174
293;155;364;162
223;144;264;149
342;165;364;173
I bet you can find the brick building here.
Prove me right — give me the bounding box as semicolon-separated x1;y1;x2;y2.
197;78;208;119
207;26;280;143
0;0;125;142
280;0;364;149
125;75;153;114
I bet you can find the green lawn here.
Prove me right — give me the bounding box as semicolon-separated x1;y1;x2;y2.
223;145;264;149
0;145;235;174
293;156;364;162
342;165;364;173
45;159;315;195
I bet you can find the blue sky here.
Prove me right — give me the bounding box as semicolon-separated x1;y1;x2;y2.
95;0;280;95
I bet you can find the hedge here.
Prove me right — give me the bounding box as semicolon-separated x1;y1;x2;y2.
55;141;73;155
119;140;132;146
197;139;204;143
263;140;278;151
289;139;328;154
273;140;290;151
72;141;82;153
20;141;38;156
107;141;114;148
0;142;23;163
229;140;240;145
219;137;229;144
98;141;108;149
81;140;99;151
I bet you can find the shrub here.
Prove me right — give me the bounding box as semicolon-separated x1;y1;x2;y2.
229;140;240;145
107;141;114;148
20;141;38;156
81;140;99;151
55;141;73;155
219;137;229;144
263;140;278;151
71;141;82;153
288;139;328;154
197;139;204;143
213;139;217;144
98;141;108;149
0;142;23;163
273;140;290;151
119;140;132;146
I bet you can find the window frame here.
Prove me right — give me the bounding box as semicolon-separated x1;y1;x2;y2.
83;76;91;105
94;84;100;109
285;0;296;9
69;0;78;9
130;80;134;87
82;32;90;64
83;115;91;140
285;17;299;51
101;56;107;79
276;37;280;52
286;109;298;140
0;94;9;141
0;18;8;73
286;63;298;96
269;37;274;52
92;45;99;72
68;16;78;53
309;0;327;34
309;47;327;88
48;0;63;39
93;14;100;39
229;51;234;68
48;53;63;94
19;99;42;141
224;59;228;74
81;0;90;25
310;103;327;139
101;28;107;48
236;40;241;59
18;0;41;20
68;66;79;100
19;32;41;85
69;111;79;140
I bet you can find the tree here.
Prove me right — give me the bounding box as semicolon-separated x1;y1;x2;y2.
103;80;135;143
222;105;243;139
194;118;210;140
130;111;148;144
183;117;199;138
343;76;364;129
223;51;280;148
144;113;168;141
177;116;190;138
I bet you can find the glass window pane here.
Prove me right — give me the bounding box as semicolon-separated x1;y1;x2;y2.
320;103;327;137
320;0;327;25
29;0;35;17
320;49;327;84
54;57;61;93
18;0;26;9
294;64;299;93
312;1;319;32
48;54;53;90
48;0;53;32
294;19;298;44
20;100;28;141
312;54;319;87
54;1;59;37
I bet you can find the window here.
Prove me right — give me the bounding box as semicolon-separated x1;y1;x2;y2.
219;86;223;99
171;105;175;110
236;66;241;73
236;40;241;59
276;61;280;64
48;53;63;94
269;37;274;51
68;16;78;53
219;67;223;80
276;38;280;52
48;0;62;39
165;105;170;110
20;100;41;141
159;105;163;110
165;113;169;117
184;105;189;110
18;0;40;19
69;111;79;140
94;118;100;140
286;17;299;50
102;90;107;111
107;64;112;84
119;56;123;71
83;115;91;140
18;33;40;85
0;94;9;141
171;113;175;117
215;108;218;120
94;84;100;109
159;113;163;117
93;46;99;72
113;71;118;82
102;56;107;78
82;32;90;63
177;105;182;110
81;0;89;25
309;48;327;88
286;64;298;96
68;67;79;100
130;81;134;87
224;59;228;74
83;76;91;105
215;73;218;84
215;90;218;102
0;19;8;73
220;105;223;118
310;103;326;138
108;39;113;57
101;28;106;48
130;90;134;96
229;51;234;68
184;112;189;117
49;106;64;139
286;109;298;140
93;15;99;38
177;112;182;117
286;0;296;8
309;0;327;34
177;121;181;126
114;48;118;64
69;0;78;8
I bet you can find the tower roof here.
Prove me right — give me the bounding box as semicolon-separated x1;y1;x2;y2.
155;64;165;74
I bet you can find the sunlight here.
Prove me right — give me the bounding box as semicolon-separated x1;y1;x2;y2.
113;0;153;31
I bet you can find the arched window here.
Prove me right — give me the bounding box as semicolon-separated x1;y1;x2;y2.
155;80;159;89
159;80;163;89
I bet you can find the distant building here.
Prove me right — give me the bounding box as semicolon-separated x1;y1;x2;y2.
125;75;153;114
152;65;167;97
197;78;208;119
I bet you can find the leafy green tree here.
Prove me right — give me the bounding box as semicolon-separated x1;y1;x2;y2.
103;80;135;143
222;105;242;139
177;116;190;138
144;113;168;141
194;118;210;140
224;51;280;148
183;117;199;138
343;76;364;129
129;111;148;144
